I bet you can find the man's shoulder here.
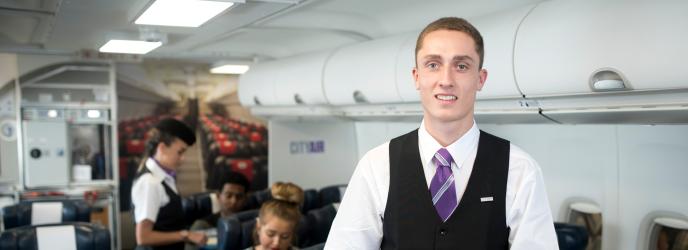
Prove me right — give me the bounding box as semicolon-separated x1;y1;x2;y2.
507;143;542;176
360;141;391;162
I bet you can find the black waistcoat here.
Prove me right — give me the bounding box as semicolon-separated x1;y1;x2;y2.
134;167;186;250
381;130;510;250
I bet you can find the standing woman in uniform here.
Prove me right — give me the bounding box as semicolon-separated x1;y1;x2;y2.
131;118;207;249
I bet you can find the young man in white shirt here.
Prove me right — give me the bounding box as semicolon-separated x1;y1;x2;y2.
325;17;558;249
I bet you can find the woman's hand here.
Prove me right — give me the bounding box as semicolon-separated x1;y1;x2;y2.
187;231;208;246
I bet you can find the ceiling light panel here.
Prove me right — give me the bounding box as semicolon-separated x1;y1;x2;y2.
135;0;235;27
210;64;250;74
99;39;162;54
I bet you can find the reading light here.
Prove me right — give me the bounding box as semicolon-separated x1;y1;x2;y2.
135;0;235;27
99;39;162;54
210;64;250;74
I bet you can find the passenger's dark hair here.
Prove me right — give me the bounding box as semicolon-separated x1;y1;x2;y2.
216;171;250;192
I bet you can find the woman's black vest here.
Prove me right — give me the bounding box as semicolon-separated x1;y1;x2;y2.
381;130;511;249
133;167;186;250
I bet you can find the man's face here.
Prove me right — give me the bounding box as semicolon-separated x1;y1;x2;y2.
156;138;188;170
413;30;487;125
218;183;246;214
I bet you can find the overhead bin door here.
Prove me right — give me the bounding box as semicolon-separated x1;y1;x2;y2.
471;4;535;99
272;51;333;106
324;34;412;105
515;1;688;97
238;62;277;107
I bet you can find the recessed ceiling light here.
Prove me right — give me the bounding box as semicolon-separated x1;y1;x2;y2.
99;39;162;54
210;64;250;74
135;0;235;27
86;110;101;118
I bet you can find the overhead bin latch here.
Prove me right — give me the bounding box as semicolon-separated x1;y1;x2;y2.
589;68;630;92
353;90;369;104
294;94;304;105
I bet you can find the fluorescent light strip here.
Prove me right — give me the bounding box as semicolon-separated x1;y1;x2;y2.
135;0;234;27
99;39;162;54
210;64;250;74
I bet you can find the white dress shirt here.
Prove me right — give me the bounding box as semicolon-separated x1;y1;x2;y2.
325;121;558;249
131;158;179;223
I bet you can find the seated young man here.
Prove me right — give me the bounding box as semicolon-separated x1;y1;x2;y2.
186;171;249;249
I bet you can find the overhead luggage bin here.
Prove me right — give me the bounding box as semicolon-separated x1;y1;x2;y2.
515;1;688;97
471;4;535;100
238;61;279;107
514;0;688;124
394;32;419;103
271;50;334;106
324;33;414;105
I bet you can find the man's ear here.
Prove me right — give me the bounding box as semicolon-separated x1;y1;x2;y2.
412;67;420;90
477;68;488;91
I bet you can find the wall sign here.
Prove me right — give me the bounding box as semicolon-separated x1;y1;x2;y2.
290;140;325;154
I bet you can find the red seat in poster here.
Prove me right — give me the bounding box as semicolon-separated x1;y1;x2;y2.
126;139;144;155
230;159;254;182
218;140;237;155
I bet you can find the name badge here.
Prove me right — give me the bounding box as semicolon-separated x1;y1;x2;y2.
480;197;494;202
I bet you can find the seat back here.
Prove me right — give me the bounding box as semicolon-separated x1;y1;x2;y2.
301;189;318;214
2;200;91;230
181;192;217;226
233;209;260;223
318;185;347;208
243;189;272;211
0;222;110;250
555;222;589;250
304;204;338;246
302;242;325;250
217;217;243;250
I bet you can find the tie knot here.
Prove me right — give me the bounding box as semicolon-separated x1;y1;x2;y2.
434;148;453;168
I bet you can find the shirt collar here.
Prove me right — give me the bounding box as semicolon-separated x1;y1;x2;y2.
146;157;176;181
418;119;480;168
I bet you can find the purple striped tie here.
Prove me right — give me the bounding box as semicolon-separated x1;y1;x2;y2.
429;148;458;222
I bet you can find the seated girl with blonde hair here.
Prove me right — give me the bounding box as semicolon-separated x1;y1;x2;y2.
247;182;304;250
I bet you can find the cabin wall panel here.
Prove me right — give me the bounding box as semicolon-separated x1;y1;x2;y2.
268;120;358;189
617;125;688;250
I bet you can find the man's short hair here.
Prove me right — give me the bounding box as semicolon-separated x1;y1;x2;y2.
217;171;250;192
415;17;485;69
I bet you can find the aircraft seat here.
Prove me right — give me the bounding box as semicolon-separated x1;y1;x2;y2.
318;185;347;208
2;200;91;230
0;222;110;250
554;222;589;250
302;189;318;214
304;203;338;246
181;192;218;226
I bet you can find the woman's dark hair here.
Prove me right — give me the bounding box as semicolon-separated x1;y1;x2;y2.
136;128;177;173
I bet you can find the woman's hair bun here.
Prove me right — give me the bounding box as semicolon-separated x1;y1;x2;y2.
270;182;304;206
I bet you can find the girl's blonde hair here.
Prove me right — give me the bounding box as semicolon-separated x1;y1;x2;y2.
254;182;304;245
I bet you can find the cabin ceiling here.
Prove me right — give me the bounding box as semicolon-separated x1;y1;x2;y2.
0;0;541;64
